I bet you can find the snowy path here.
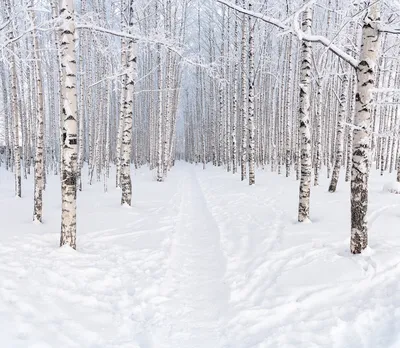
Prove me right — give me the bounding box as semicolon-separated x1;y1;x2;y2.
153;168;229;348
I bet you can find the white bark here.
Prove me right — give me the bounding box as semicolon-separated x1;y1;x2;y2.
248;1;255;185
329;70;349;192
350;3;380;254
314;77;322;186
30;7;45;222
240;0;248;181
298;6;312;223
59;0;78;249
120;16;137;206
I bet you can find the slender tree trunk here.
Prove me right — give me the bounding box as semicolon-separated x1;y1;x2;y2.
11;53;21;198
314;77;322;186
329;70;349;192
248;1;255;185
232;3;239;174
240;0;248;181
350;3;380;254
285;36;293;178
298;6;313;222
156;47;164;181
59;0;78;249
30;7;45;222
120;5;136;205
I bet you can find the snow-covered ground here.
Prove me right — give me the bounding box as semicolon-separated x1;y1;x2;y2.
1;163;400;348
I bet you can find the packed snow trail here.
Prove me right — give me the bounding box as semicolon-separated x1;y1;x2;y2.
153;167;229;348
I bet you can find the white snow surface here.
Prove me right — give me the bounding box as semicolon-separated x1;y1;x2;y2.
383;181;400;194
1;163;400;348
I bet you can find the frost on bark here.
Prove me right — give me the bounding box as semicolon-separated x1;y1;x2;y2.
59;0;78;249
350;3;380;254
298;7;312;223
30;6;45;222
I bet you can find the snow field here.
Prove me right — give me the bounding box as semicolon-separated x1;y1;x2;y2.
0;163;400;347
196;165;400;348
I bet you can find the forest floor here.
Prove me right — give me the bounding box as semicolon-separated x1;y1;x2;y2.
1;162;400;348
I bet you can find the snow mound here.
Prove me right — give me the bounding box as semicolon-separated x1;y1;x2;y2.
383;182;400;194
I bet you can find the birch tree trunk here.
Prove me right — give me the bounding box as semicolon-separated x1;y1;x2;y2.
10;55;21;198
120;3;136;205
329;70;349;192
298;6;313;222
156;45;164;182
4;0;22;198
345;73;356;182
59;0;78;249
248;1;255;185
30;6;45;222
314;77;322;186
232;0;239;173
285;36;293;178
350;3;380;254
240;0;248;181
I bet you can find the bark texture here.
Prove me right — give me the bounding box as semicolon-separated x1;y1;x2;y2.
298;6;312;222
350;3;380;254
59;0;78;249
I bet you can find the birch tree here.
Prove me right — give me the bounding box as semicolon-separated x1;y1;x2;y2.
59;0;78;249
240;0;248;181
120;0;136;206
247;0;255;185
297;6;312;222
350;3;380;254
29;4;45;222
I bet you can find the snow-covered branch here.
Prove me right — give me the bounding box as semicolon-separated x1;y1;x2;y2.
76;23;216;70
215;0;287;30
217;0;359;69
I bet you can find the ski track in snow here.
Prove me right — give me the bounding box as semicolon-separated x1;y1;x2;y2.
1;163;400;347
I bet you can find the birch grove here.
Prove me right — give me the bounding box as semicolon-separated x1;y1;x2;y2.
0;0;399;254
